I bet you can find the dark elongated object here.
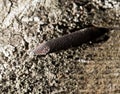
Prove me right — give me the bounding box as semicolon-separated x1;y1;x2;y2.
32;26;110;55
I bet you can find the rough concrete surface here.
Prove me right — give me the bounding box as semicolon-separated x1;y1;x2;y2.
0;0;120;94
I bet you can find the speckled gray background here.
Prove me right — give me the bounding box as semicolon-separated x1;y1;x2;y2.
0;0;120;94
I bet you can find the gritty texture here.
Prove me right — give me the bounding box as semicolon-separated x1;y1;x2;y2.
0;0;120;94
